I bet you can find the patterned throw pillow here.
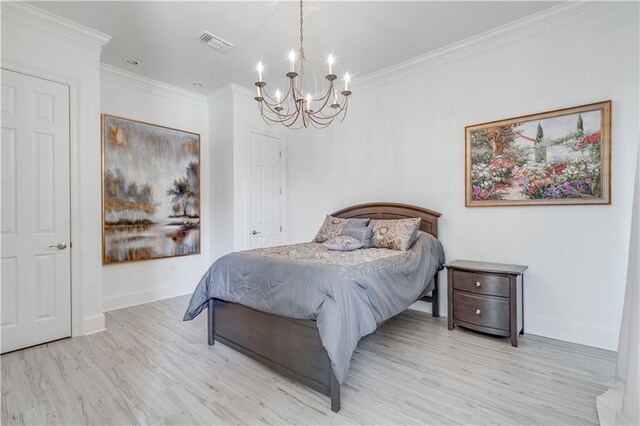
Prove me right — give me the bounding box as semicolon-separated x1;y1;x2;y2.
314;216;370;243
341;225;374;248
371;218;421;251
323;236;365;251
314;216;347;243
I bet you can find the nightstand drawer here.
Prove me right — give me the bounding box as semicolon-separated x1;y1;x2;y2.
452;270;510;297
453;291;510;330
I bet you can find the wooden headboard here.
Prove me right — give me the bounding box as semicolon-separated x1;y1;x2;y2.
331;202;441;238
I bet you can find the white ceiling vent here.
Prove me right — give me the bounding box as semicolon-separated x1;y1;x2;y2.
196;30;234;53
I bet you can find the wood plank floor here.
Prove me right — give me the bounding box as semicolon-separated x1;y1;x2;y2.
2;295;615;425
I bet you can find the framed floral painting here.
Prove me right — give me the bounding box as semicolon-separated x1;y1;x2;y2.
465;101;611;207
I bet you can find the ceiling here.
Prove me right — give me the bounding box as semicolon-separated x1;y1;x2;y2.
31;1;561;95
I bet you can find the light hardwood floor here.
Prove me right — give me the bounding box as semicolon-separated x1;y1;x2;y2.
2;295;615;425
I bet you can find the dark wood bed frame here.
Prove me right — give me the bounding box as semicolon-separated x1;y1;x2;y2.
206;202;442;412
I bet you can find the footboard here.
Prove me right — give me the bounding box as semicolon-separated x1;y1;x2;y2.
207;299;341;412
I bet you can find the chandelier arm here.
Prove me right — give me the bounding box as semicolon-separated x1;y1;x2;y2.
308;114;335;129
306;108;335;125
259;102;284;123
261;98;300;120
310;83;334;113
337;99;350;123
261;98;315;130
258;103;278;127
262;106;301;125
311;106;340;120
261;84;294;107
278;106;304;127
312;97;347;120
313;97;348;122
264;112;297;128
314;97;347;119
292;83;305;103
289;77;305;114
308;119;326;129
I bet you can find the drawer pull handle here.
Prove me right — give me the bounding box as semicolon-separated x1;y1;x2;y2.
475;309;481;315
475;281;481;287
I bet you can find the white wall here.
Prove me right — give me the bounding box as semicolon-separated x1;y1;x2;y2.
100;65;211;311
285;2;639;350
209;87;235;261
209;84;285;254
1;2;111;335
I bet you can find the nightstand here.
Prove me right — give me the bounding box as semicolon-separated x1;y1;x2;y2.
445;260;527;347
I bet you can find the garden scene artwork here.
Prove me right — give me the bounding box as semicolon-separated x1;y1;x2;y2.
465;101;611;207
102;115;200;264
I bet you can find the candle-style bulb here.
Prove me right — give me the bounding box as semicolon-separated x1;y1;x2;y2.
289;50;296;72
344;72;351;91
306;93;311;108
275;89;281;102
257;61;264;81
328;54;335;74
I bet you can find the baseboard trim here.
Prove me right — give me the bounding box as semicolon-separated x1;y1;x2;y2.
407;303;618;351
103;286;193;312
524;314;618;351
82;313;106;336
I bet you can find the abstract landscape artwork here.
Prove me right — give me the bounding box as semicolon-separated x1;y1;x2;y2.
465;101;611;207
102;114;200;264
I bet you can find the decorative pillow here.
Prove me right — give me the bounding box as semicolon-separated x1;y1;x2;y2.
347;218;370;227
341;225;373;248
314;216;370;243
314;215;347;243
323;236;365;251
371;218;421;251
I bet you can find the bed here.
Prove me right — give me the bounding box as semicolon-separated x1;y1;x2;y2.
183;202;444;412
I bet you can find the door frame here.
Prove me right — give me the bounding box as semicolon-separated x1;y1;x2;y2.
246;127;287;249
2;60;82;338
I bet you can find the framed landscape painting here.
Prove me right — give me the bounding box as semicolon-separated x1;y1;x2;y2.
465;101;611;207
102;114;201;264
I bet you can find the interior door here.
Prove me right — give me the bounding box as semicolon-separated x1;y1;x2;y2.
1;69;71;353
249;131;282;249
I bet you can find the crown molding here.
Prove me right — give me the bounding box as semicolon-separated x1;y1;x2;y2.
207;84;234;103
1;1;111;53
219;2;617;98
351;1;617;93
101;64;208;109
231;83;259;104
207;83;255;103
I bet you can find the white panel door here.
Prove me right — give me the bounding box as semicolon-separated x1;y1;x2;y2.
249;131;282;249
1;69;71;353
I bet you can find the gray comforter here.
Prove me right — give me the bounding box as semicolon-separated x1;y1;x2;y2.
183;232;445;383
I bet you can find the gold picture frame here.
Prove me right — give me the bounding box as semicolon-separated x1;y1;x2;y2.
101;114;201;264
465;101;611;207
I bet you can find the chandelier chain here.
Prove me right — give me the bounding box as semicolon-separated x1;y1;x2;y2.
299;0;304;53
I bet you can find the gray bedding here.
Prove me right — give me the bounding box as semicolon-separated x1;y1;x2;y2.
183;231;445;383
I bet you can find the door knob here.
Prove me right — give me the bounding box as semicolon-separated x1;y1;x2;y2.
49;243;67;250
252;230;261;235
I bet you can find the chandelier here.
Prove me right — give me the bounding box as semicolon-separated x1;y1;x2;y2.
254;0;352;129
